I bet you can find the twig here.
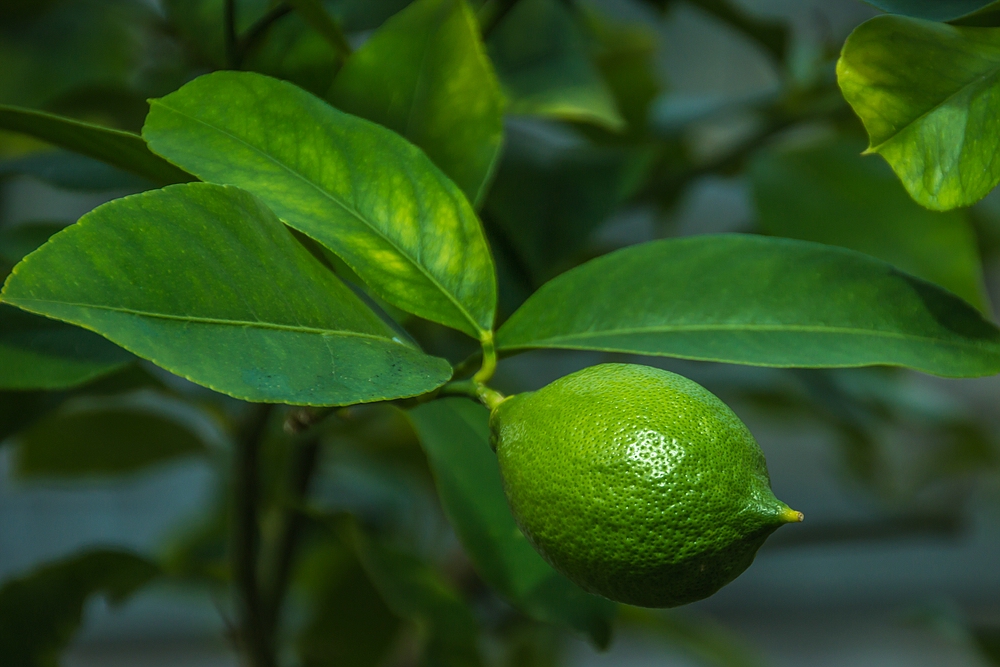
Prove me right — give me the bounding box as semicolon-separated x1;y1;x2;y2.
260;437;322;632
232;403;275;667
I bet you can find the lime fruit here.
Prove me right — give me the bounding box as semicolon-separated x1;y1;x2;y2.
490;363;801;608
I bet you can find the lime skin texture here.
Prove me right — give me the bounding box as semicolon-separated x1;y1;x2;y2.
490;363;802;608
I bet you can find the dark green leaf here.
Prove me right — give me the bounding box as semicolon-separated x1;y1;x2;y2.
0;223;64;274
0;306;133;391
0;151;154;192
0;549;159;667
837;16;1000;210
330;0;504;203
0;105;192;186
296;539;401;667
0;0;153;110
1;183;452;405
144;71;497;338
496;234;1000;377
408;398;616;647
327;0;414;31
0;391;61;445
0;223;131;390
863;1;999;22
13;402;209;477
587;13;663;135
750;138;987;310
242;6;343;96
287;0;352;57
488;0;624;130
484;121;648;283
352;525;484;667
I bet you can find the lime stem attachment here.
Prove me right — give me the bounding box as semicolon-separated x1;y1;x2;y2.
473;331;497;385
437;332;505;410
779;507;804;523
439;379;506;411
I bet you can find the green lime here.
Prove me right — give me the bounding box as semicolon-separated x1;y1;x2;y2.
490;363;801;608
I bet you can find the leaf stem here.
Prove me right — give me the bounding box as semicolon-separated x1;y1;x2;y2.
232;404;275;667
440;379;506;411
473;331;498;385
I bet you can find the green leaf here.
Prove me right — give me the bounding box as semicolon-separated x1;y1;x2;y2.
863;1;999;22
407;398;616;647
587;13;663;135
837;16;1000;210
0;306;133;391
0;549;159;667
0;150;154;192
329;0;504;204
0;223;135;391
286;0;352;58
488;0;624;131
750;138;987;311
0;0;154;110
0;105;192;186
1;183;452;405
296;539;401;667
144;71;497;339
496;234;1000;378
351;525;484;667
484;121;649;283
13;402;209;478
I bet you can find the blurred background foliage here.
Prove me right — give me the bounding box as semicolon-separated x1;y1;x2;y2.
2;0;1000;666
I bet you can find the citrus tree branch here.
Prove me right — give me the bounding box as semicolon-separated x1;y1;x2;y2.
233;403;276;667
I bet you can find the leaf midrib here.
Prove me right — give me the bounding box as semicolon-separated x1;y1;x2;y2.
6;297;404;343
148;99;483;336
500;322;1000;352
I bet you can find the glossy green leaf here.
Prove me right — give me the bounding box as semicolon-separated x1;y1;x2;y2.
13;402;209;478
488;0;624;130
144;71;497;338
352;525;483;667
837;16;1000;210
0;549;159;667
750;138;987;310
0;223;134;390
863;1;999;22
329;0;504;204
1;183;452;405
496;234;1000;377
0;105;191;186
408;399;616;647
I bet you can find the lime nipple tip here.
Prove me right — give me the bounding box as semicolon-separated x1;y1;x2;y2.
780;507;804;523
